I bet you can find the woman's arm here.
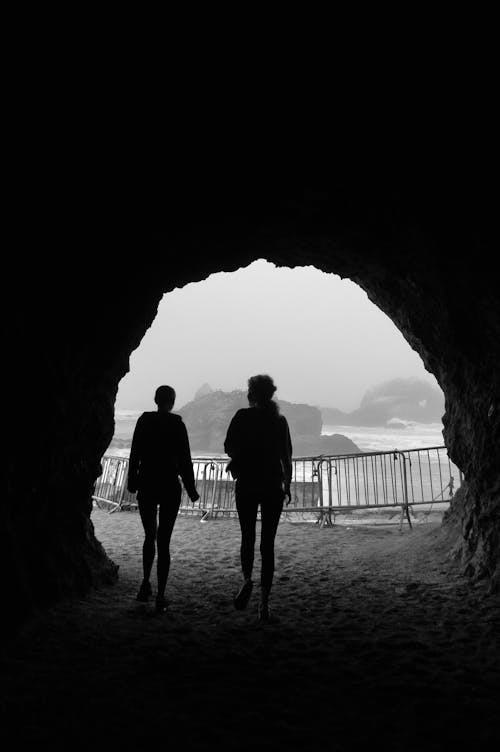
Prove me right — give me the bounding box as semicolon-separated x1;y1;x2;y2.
224;410;244;458
178;420;199;501
281;416;293;498
127;413;145;493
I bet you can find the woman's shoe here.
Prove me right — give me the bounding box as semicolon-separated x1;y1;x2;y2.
136;581;152;602
233;580;253;610
155;596;168;614
258;602;271;621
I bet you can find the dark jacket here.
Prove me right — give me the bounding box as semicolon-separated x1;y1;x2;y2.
127;411;197;499
224;406;293;490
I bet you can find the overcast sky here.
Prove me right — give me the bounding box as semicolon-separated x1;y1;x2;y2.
116;260;439;412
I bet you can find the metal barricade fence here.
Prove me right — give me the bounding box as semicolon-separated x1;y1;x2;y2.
93;456;129;512
92;446;462;523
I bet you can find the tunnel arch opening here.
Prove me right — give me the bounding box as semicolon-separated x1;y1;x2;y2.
103;260;453;528
98;260;457;529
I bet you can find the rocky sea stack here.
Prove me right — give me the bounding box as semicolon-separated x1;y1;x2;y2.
178;389;361;456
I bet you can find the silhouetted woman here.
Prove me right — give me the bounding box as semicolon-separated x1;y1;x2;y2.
127;385;199;613
224;375;292;620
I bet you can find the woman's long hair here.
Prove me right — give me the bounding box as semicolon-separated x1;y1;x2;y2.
247;374;280;416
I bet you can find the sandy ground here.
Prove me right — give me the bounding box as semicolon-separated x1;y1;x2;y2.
1;509;499;750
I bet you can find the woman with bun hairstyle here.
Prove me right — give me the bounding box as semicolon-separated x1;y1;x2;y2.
224;375;292;620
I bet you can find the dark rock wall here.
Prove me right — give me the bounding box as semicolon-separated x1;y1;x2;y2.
3;177;499;630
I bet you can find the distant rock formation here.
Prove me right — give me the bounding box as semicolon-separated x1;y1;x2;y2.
321;377;445;427
177;389;360;456
194;383;213;399
290;433;361;457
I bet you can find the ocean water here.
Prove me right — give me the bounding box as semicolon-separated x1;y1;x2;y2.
112;410;143;442
321;422;445;453
110;411;445;457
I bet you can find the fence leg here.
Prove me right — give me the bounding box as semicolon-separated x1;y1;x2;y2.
317;508;334;528
109;464;128;514
398;502;413;532
200;463;219;522
397;451;413;532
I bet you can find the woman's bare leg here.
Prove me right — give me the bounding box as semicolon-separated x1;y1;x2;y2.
259;490;284;616
137;500;158;598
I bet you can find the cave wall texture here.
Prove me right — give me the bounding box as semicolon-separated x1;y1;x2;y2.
3;166;498;631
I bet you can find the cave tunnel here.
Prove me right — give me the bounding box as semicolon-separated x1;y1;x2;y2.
3;174;499;635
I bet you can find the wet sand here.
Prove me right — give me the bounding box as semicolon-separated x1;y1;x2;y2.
1;509;499;750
